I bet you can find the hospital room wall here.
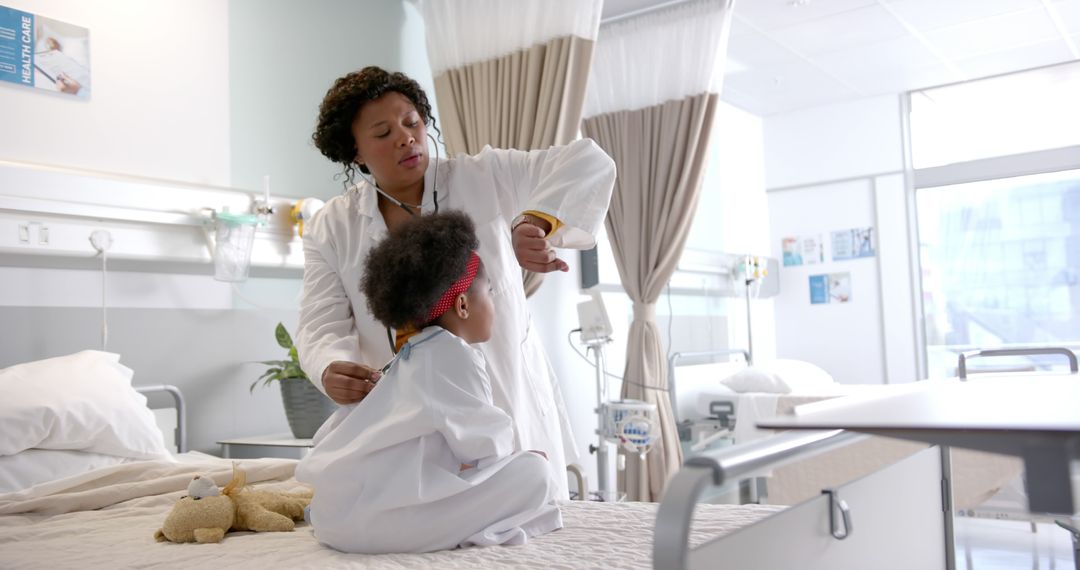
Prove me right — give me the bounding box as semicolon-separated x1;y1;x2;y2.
762;95;921;384
0;0;437;454
0;0;231;186
228;0;441;200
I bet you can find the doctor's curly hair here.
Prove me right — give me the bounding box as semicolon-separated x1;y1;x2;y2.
312;66;439;189
361;211;481;330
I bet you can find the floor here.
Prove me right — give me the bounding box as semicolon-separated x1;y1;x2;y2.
957;517;1078;569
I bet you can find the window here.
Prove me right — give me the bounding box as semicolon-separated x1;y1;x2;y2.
917;169;1080;377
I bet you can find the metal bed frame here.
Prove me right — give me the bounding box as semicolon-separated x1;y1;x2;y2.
134;384;187;453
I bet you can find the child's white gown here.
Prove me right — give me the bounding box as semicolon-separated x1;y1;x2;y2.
295;327;562;554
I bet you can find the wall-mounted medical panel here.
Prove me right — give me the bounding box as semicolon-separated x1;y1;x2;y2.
0;160;304;273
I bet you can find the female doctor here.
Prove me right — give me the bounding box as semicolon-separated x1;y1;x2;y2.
296;66;616;499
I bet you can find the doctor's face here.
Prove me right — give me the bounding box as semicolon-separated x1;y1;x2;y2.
351;91;429;192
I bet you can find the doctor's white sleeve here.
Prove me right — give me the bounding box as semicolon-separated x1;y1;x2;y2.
296;214;365;397
485;138;616;249
428;356;515;467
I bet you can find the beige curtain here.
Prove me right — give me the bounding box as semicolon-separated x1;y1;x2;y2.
582;92;720;501
432;36;594;297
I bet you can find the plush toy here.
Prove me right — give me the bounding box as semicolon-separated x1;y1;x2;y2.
154;466;313;544
187;475;220;499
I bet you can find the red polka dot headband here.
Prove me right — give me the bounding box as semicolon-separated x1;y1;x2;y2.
424;251;480;323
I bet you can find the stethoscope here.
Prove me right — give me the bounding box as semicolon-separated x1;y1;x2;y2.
353;132;445;354
355;132;443;217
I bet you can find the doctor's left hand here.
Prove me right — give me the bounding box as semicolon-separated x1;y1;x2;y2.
512;218;568;274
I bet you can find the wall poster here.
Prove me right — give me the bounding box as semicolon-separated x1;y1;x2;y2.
831;227;875;261
782;234;824;267
1;5;90;97
809;272;851;304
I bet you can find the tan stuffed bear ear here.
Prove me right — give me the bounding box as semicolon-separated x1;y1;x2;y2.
154;529;166;542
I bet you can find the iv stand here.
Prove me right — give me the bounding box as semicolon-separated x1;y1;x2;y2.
585;335;614;500
741;256;765;366
744;274;755;366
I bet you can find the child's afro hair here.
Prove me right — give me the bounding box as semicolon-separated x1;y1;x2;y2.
361;210;480;329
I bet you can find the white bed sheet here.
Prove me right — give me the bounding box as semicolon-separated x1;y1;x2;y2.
0;449;136;494
0;452;781;569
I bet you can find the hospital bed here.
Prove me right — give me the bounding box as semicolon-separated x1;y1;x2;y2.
655;364;1080;569
669;349;1030;510
0;351;782;569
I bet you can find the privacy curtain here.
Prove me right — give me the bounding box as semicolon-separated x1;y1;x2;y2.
581;0;735;502
416;0;603;297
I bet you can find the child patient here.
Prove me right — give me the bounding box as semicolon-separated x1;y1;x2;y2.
295;211;562;554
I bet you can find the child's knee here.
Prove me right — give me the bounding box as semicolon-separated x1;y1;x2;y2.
510;451;547;476
508;452;553;497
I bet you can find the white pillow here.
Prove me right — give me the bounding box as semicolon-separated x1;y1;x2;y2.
720;366;790;394
0;351;170;459
0;449;134;494
760;359;835;392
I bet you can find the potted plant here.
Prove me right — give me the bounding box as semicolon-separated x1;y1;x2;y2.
252;323;335;439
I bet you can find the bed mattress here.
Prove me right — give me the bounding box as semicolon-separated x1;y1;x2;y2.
0;452;780;569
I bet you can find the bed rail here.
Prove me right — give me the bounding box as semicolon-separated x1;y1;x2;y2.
667;349;751;425
958;346;1079;380
135;384;187;453
654;429;865;569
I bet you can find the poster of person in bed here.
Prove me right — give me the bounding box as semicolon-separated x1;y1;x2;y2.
0;5;90;98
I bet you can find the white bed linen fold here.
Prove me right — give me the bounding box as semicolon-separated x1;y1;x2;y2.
0;452;296;516
0;449;135;495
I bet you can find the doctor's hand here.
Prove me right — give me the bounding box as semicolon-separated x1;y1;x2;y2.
512;218;568;274
322;361;382;405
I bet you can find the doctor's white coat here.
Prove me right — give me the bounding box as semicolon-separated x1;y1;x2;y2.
297;138;616;498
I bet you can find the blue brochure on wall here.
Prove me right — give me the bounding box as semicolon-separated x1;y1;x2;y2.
809;274;829;304
0;4;90;97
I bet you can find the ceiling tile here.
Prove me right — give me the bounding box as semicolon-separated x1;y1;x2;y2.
924;7;1061;60
728;20;804;68
842;62;961;94
724;61;861;106
955;37;1076;78
722;81;858;116
770;4;910;56
811;35;947;80
882;0;1040;32
733;0;878;32
1051;0;1080;34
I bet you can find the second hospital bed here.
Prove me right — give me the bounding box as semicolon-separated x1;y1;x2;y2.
668;349;1027;509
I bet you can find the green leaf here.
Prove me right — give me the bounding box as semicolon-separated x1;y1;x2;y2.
248;323;308;392
275;323;292;349
283;362;307;380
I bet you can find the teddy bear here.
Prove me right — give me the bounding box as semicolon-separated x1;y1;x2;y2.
154;465;313;544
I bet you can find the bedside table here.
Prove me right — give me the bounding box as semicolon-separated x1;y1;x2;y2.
217;434;314;459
